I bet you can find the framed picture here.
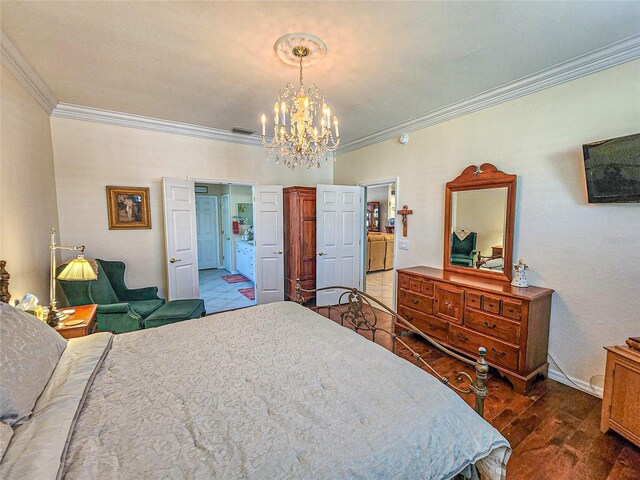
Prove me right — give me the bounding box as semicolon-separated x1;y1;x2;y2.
106;186;151;229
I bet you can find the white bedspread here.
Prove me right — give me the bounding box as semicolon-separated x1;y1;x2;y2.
53;302;509;479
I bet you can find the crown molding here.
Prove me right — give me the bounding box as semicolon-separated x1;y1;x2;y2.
1;29;58;114
51;103;266;147
339;34;640;154
3;24;638;152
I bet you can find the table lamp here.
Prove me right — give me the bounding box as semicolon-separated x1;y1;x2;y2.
48;228;98;327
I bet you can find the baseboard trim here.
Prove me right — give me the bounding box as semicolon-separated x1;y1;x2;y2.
547;368;603;399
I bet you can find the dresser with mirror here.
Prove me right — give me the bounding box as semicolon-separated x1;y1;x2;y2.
397;164;554;394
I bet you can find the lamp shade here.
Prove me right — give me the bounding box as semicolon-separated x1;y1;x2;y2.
57;256;98;281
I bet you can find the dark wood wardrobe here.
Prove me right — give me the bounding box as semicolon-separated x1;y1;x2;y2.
283;186;316;302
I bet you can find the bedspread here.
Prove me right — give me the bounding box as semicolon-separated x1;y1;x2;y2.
61;301;509;479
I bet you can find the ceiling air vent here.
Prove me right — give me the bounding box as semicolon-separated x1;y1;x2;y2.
231;127;257;136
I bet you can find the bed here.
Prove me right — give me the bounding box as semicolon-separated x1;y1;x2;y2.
0;264;510;479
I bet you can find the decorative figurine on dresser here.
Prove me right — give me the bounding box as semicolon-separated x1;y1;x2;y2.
396;164;553;394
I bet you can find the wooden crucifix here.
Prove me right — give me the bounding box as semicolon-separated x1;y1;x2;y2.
397;205;413;237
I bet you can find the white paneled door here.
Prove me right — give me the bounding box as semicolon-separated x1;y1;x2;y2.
316;184;364;307
195;195;220;269
162;178;199;300
253;185;284;304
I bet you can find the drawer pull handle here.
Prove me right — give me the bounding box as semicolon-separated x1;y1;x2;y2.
491;347;506;357
406;315;413;320
455;333;468;342
483;321;497;329
411;298;420;304
429;324;440;331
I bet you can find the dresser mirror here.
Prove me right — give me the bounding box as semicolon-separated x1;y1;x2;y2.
444;164;517;282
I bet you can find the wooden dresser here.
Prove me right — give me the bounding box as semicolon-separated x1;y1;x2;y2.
284;186;316;301
601;346;640;447
397;266;553;394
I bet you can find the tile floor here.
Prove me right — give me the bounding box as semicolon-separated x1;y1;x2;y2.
198;268;256;314
365;269;395;307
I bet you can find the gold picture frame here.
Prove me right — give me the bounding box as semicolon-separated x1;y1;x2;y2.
106;186;151;230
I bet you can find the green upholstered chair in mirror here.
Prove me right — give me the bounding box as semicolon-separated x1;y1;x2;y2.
450;232;478;267
58;259;164;334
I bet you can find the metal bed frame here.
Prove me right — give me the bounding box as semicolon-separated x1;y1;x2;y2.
295;279;489;417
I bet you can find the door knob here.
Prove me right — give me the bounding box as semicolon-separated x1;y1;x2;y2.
273;249;283;254
318;251;327;256
170;257;182;263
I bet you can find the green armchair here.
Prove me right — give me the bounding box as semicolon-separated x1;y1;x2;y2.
58;259;164;334
450;232;478;267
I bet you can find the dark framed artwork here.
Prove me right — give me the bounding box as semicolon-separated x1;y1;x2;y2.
106;186;151;229
583;133;640;203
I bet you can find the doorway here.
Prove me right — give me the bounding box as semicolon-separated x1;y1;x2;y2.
194;182;256;314
361;180;397;308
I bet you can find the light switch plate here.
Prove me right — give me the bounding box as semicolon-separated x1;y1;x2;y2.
398;240;409;250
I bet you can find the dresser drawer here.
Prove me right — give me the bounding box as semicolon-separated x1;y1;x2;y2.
482;295;502;314
399;273;411;289
502;300;522;320
421;280;434;297
399;289;434;315
398;306;448;342
409;277;422;292
465;309;520;344
449;324;519;370
466;292;482;309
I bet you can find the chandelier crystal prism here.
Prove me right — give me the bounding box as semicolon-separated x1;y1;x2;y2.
261;34;339;170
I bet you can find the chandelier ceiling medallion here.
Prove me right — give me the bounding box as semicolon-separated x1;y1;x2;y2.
261;33;339;170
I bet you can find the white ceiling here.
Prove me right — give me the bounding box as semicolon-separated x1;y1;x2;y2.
1;1;639;145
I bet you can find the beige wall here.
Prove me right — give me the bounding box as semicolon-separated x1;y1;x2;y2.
334;60;640;394
50;117;332;297
0;65;59;303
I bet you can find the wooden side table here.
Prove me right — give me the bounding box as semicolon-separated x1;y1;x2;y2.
55;304;98;340
601;345;640;447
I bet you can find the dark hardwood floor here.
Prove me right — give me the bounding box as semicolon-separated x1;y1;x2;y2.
317;305;640;480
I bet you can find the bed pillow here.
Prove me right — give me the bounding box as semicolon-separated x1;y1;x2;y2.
0;302;67;427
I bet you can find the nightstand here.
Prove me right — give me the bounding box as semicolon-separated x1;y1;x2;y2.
55;304;98;340
601;345;640;447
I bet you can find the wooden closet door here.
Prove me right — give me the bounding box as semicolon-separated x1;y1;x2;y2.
299;192;316;285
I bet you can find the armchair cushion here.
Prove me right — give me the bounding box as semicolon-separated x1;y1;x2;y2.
96;303;132;314
95;303;143;333
128;299;165;319
118;286;161;302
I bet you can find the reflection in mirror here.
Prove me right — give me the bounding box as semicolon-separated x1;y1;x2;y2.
450;187;508;273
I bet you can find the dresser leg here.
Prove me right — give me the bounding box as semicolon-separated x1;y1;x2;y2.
500;364;549;395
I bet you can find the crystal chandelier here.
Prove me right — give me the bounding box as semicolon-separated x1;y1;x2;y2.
261;34;339;170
